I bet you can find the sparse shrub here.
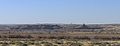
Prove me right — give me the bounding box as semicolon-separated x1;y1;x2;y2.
1;43;8;46
70;43;83;46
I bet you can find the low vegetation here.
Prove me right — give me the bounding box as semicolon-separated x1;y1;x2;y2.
0;24;119;46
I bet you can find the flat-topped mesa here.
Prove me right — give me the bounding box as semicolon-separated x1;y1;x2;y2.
9;24;62;30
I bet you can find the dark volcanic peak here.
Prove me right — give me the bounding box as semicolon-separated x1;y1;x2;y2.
75;24;103;29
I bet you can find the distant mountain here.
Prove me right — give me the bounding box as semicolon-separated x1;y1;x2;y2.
0;24;119;33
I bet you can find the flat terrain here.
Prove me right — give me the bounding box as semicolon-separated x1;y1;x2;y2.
0;24;120;46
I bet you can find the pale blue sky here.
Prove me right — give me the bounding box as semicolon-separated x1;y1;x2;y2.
0;0;120;24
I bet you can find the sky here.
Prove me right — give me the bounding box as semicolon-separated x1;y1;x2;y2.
0;0;120;24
